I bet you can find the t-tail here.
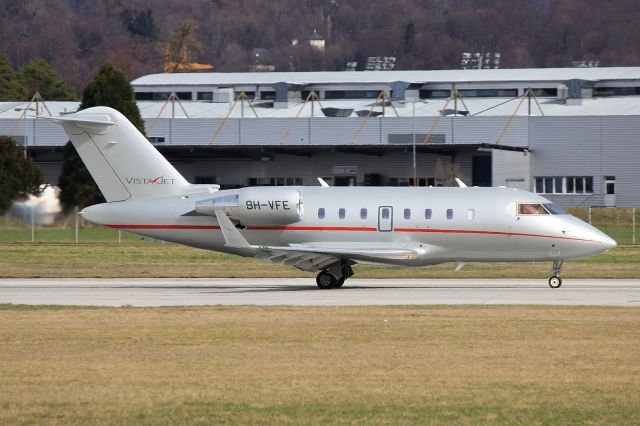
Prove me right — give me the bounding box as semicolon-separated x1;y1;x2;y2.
53;106;193;201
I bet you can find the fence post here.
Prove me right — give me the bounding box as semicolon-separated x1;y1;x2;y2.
30;208;35;242
588;207;592;225
75;206;79;244
633;207;636;246
118;230;121;244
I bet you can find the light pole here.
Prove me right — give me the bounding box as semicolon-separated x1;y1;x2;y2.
400;99;427;186
14;106;36;158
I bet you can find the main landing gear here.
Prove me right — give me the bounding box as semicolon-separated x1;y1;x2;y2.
316;261;354;289
548;260;563;288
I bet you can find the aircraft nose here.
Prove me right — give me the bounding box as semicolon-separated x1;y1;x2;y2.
596;233;617;251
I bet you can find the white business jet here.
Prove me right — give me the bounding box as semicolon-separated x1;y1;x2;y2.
53;107;616;289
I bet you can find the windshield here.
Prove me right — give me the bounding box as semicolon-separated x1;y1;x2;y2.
517;203;549;215
543;203;568;215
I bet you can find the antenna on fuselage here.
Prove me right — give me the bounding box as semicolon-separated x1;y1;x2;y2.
455;178;467;188
317;177;330;187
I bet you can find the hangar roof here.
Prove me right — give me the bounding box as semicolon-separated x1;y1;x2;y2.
4;97;640;120
131;67;640;87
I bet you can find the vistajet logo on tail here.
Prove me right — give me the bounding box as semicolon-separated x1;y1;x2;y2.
125;175;176;185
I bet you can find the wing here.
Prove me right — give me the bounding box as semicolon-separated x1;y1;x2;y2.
254;244;418;272
214;211;418;272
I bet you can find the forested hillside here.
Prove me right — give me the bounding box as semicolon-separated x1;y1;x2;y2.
1;0;639;94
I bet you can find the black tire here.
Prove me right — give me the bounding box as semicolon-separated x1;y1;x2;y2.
316;271;336;289
548;276;562;288
334;277;346;288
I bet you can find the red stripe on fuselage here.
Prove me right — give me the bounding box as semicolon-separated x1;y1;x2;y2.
393;227;594;242
106;224;221;230
104;224;593;242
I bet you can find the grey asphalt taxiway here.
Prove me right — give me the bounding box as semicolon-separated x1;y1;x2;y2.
1;278;640;306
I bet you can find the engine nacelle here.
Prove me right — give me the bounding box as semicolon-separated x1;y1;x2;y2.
195;187;303;226
238;187;303;226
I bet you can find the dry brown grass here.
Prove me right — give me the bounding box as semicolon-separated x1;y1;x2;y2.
1;242;638;279
0;305;639;424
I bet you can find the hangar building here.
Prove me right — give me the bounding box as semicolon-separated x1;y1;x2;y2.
1;67;639;207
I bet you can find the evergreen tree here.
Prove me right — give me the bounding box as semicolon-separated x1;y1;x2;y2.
0;136;42;215
58;142;105;210
79;63;145;133
59;63;145;210
20;58;76;100
0;54;26;101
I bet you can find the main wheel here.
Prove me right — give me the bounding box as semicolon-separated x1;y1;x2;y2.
334;277;346;288
548;276;562;288
316;271;336;289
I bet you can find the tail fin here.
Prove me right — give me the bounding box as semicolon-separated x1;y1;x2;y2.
53;106;189;201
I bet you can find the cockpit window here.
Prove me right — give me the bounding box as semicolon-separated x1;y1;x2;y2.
517;203;549;215
543;203;568;215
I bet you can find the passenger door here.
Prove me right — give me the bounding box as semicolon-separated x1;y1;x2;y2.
378;206;393;232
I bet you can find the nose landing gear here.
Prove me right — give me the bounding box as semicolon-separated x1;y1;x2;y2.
548;260;563;288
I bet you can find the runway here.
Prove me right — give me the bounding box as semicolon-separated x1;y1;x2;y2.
1;278;640;307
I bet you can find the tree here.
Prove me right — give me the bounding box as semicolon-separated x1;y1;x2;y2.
0;136;42;215
59;63;144;210
58;141;105;210
79;63;145;133
0;54;26;101
20;58;76;100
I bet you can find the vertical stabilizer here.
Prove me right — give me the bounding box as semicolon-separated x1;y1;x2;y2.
53;107;189;201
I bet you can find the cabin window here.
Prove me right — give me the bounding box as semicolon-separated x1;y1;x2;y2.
404;208;411;219
381;208;390;219
360;208;367;219
446;209;454;219
467;209;475;220
338;208;346;219
517;203;549;215
424;209;432;219
318;208;325;219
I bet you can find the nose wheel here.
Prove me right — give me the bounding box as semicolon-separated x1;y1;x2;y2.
548;260;563;288
548;276;562;288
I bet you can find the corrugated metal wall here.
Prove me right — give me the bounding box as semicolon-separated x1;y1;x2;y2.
171;150;475;188
148;116;530;147
528;116;640;207
492;149;530;190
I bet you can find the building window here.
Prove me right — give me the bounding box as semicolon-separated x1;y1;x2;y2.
467;209;475;220
194;176;216;184
325;90;381;99
593;87;640;97
338;208;346;219
259;91;276;100
360;208;367;219
446;209;454;219
318;208;325;219
389;178;412;186
419;89;450;99
197;91;213;101
532;88;558;97
605;176;616;195
424;209;432;219
135;91;192;101
404;208;411;219
148;136;165;143
534;177;594;194
458;88;518;98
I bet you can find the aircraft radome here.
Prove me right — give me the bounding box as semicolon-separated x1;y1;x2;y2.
52;107;617;289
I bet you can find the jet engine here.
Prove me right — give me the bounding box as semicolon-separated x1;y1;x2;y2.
195;187;303;226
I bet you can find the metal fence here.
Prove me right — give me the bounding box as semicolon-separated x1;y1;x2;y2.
1;207;637;245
